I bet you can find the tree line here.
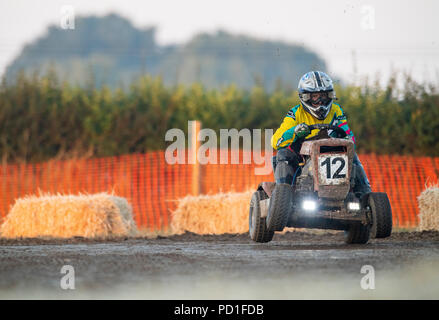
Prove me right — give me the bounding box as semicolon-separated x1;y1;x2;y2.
1;71;438;164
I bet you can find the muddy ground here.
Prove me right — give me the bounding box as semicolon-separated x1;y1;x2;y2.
1;231;439;299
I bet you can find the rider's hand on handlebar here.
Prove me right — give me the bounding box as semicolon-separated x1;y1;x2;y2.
294;123;311;139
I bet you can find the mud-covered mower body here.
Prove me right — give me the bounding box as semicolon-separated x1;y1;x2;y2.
299;138;354;200
287;138;370;230
286;191;370;230
251;121;393;244
291;139;362;228
256;138;372;232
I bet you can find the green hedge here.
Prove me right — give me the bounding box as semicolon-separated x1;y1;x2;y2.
1;71;438;163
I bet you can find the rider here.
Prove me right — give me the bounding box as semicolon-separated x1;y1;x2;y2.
271;71;371;196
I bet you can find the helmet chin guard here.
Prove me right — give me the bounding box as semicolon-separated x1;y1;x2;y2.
298;71;335;120
301;100;332;120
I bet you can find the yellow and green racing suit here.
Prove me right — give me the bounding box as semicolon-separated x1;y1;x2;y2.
271;102;355;150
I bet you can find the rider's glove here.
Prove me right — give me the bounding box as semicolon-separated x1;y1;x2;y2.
294;123;311;139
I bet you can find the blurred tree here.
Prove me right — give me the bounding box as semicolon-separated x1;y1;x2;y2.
4;15;326;91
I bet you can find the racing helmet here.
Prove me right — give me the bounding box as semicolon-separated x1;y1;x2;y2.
298;71;336;120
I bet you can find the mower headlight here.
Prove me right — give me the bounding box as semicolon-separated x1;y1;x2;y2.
302;200;317;211
348;202;360;211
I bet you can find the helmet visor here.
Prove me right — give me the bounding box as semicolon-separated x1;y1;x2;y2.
301;91;334;109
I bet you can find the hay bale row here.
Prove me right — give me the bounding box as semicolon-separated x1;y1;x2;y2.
0;193;137;239
171;191;253;235
418;184;439;231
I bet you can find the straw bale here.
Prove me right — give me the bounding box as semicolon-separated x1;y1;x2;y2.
418;184;439;231
0;193;137;238
171;191;253;235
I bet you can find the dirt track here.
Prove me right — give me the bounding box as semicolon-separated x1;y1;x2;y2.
1;231;439;299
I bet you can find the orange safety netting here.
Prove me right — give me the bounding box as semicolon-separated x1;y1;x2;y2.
0;151;437;230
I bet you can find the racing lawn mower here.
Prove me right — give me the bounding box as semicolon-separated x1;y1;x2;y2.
249;124;392;244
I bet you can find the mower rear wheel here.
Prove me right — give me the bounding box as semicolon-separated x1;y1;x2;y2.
249;190;274;243
368;192;393;238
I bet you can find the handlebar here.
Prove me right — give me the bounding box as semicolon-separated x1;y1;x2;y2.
307;123;347;138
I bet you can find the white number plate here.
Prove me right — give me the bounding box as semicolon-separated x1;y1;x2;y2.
318;154;348;185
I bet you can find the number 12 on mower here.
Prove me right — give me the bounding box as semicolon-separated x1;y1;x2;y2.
319;154;348;185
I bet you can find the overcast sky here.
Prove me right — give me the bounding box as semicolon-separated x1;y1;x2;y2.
1;0;438;86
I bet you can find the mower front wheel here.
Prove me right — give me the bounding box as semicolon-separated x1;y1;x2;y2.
266;183;292;232
344;222;370;244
